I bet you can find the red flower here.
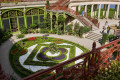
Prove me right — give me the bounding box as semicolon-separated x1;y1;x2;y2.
21;50;26;54
13;49;19;54
28;37;36;41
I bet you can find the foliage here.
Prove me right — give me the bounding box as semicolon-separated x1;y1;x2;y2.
46;0;50;6
76;6;79;13
20;25;27;34
30;24;37;29
83;26;90;33
40;29;49;33
38;22;47;29
58;15;65;23
74;22;85;37
52;28;57;34
94;61;120;80
58;31;62;35
0;29;12;45
16;34;25;39
107;34;115;40
65;23;73;32
49;43;59;54
101;33;108;45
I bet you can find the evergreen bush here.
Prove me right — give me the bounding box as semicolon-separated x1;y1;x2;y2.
101;33;108;45
20;25;27;34
17;34;25;39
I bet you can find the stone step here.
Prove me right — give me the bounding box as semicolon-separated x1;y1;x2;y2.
86;32;102;42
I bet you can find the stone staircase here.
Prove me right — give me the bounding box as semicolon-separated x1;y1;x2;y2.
47;0;99;31
47;0;101;42
86;32;102;42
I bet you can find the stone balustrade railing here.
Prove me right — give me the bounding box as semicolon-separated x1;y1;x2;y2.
85;13;99;28
22;39;120;80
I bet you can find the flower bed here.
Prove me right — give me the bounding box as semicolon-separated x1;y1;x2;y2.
9;37;89;78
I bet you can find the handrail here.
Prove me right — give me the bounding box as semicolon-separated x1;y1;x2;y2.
85;13;99;28
22;39;120;80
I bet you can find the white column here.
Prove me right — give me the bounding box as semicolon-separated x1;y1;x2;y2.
85;5;87;13
106;4;110;19
116;4;119;19
94;5;97;16
98;4;101;18
79;6;81;12
114;5;117;18
103;4;105;16
91;4;94;17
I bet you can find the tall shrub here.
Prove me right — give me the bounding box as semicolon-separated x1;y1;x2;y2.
101;33;108;45
20;25;27;34
76;6;79;13
46;0;50;6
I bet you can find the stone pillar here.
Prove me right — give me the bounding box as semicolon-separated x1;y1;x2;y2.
24;6;27;28
94;4;97;17
84;5;87;13
103;4;106;16
98;4;101;18
91;4;94;17
79;6;81;13
116;4;119;19
106;4;110;19
114;5;117;18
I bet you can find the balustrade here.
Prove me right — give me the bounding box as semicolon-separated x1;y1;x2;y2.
85;13;99;28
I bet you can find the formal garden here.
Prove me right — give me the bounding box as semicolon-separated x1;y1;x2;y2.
9;36;89;78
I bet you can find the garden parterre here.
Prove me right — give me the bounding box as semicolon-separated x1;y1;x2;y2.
9;37;89;78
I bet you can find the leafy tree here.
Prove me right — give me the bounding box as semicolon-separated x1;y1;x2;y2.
74;22;87;37
49;43;59;54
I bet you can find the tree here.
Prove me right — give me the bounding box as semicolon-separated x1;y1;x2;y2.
74;22;84;37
